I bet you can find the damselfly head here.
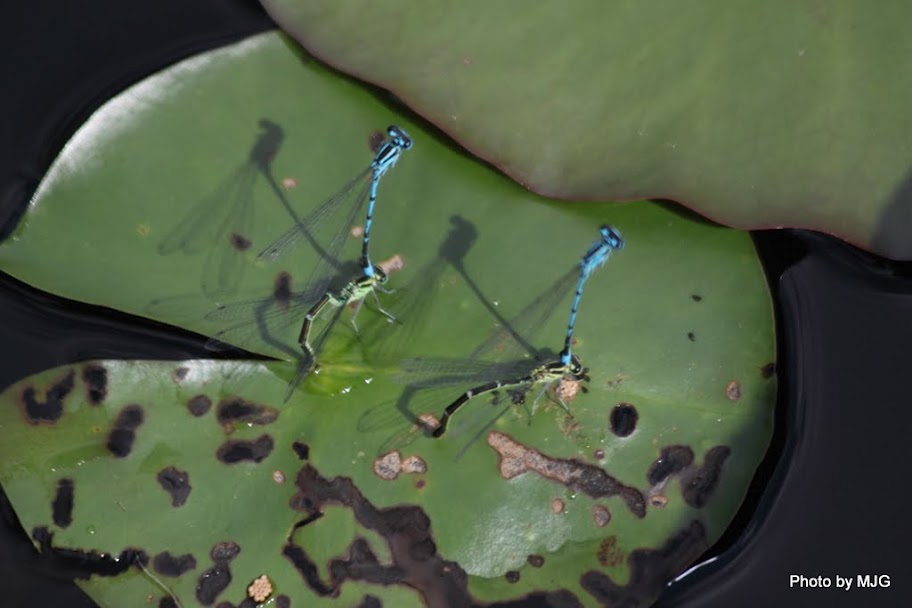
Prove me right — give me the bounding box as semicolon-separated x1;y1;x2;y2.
567;353;584;375
374;266;390;284
599;225;624;250
387;125;413;150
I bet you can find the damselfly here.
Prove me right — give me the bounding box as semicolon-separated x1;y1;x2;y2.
360;225;624;449
206;126;412;398
431;225;623;436
157;119;284;298
256;125;412;273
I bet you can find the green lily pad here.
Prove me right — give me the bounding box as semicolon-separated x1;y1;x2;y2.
0;353;773;607
260;0;912;260
0;32;775;607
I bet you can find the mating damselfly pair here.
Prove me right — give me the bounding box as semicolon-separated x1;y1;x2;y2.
183;123;624;438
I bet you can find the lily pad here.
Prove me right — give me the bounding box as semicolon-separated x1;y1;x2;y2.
0;32;775;607
261;0;912;260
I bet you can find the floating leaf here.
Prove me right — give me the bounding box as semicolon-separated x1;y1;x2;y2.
0;32;775;607
260;0;912;260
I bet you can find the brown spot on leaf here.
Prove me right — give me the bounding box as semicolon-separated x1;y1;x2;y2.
52;478;74;528
401;455;427;475
19;370;75;424
187;395;212;417
488;431;646;517
173;366;189;383
582;521;708;605
153;551;197;577
649;495;669;508
551;498;565;514
292;441;309;460
216;435;274;465
691;294;702;302
106;404;145;458
761;362;776;378
377;254;406;276
357;595;381;608
597;536;625;568
725;380;741;400
505;570;520;584
687;331;696;342
593;449;605;460
647;445;695;485
554;376;584;402
681;446;731;508
527;555;545;568
196;541;240;605
31;526;148;579
156;466;191;507
592;505;611;528
373;451;401;481
229;233;251;251
216;398;278;428
285;464;471;605
609;403;638;437
81;364;107;405
273;470;286;484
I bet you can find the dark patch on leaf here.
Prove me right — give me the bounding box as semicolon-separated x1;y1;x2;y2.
609;403;638;438
725;380;742;400
282;544;336;596
196;541;240;606
216;435;274;464
647;446;695;486
159;598;178;608
31;526;147;580
188;394;212;417
291;441;310;460
681;446;731;508
488;432;646;517
691;294;702;302
229;233;252;251
527;554;545;568
173;366;189;382
153;551;197;577
274;271;292;307
216;398;278;427
597;536;624;568
81;364;107;405
581;521;708;606
197;564;232;606
761;362;776;378
275;595;291;608
687;331;696;342
505;570;520;583
115;404;145;429
52;478;74;529
105;404;145;458
157;466;191;507
286;464;471;605
357;595;381;608
19;370;75;424
210;541;241;562
485;591;583;607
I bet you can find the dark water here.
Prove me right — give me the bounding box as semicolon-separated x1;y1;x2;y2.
2;2;911;607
